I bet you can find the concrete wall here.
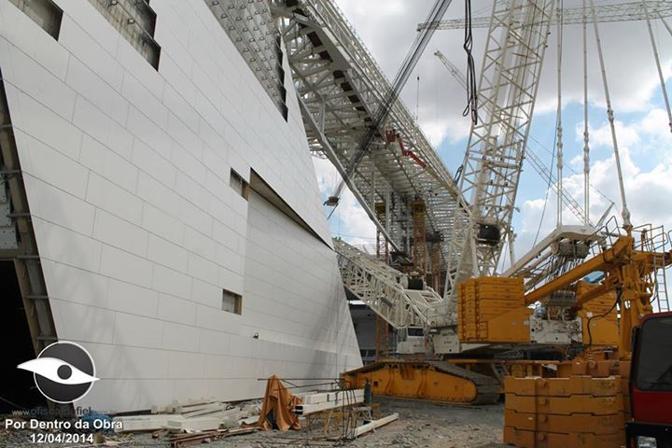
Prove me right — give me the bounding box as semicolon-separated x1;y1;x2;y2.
0;0;361;412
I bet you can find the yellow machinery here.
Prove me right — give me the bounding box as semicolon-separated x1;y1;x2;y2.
501;229;672;447
342;228;672;412
503;375;626;447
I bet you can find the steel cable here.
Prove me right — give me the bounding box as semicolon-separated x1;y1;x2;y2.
463;0;479;124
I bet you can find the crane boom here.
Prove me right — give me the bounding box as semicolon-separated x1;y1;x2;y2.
443;0;555;299
434;50;590;226
419;0;672;31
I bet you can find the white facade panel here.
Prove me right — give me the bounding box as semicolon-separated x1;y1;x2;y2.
1;0;361;412
158;293;197;327
67;57;129;126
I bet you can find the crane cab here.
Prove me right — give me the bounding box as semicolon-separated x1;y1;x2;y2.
627;312;672;447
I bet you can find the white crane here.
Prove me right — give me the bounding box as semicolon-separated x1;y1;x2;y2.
434;50;599;227
438;0;665;298
443;0;556;298
419;0;672;30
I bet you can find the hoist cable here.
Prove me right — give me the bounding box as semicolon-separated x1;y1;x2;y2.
589;0;632;229
555;1;564;227
658;13;672;39
463;0;479;125
582;0;591;225
643;1;672;134
533;130;558;247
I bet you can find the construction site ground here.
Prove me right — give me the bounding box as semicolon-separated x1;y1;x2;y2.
1;398;506;447
234;398;508;448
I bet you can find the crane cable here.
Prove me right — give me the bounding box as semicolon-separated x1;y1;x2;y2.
589;0;632;230
582;0;591;226
555;0;564;227
657;13;672;133
643;1;672;135
659;13;672;38
533;130;557;247
586;287;621;347
534;0;563;246
463;0;479;125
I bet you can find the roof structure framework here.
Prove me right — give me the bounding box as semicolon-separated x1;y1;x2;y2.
272;0;471;283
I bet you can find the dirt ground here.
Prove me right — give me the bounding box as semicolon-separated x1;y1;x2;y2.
212;398;507;448
1;398;507;447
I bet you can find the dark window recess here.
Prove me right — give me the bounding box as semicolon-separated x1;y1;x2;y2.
9;0;63;40
229;169;249;200
222;289;242;315
87;0;161;69
407;327;424;337
635;316;672;392
275;35;289;121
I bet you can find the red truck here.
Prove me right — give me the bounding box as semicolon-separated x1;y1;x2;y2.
628;312;672;448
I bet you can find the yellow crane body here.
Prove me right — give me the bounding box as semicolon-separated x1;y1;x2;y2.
342;230;672;447
458;277;531;343
503;375;626;447
341;360;500;404
502;232;672;447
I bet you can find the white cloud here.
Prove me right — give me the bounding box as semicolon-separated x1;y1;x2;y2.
333;0;672;146
515;107;672;262
311;155;341;194
311;156;376;249
332;189;377;249
422;117;471;146
588;120;640;148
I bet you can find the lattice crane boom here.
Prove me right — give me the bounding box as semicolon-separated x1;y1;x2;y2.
419;0;672;30
444;0;556;298
434;50;591;226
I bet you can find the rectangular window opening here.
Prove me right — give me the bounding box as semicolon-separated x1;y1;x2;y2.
9;0;63;40
87;0;161;69
222;289;242;315
229;169;249;200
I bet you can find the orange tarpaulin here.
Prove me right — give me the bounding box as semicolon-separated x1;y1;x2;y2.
257;375;302;431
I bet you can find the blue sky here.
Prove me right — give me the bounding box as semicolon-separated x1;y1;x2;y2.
312;0;672;266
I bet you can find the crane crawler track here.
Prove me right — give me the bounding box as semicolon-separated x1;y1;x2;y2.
342;360;501;405
426;360;501;404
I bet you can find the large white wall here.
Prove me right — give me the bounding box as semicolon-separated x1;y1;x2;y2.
0;0;361;412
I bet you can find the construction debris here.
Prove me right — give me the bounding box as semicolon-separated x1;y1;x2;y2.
169;427;257;448
112;399;261;433
2;379;389;446
164;416;223;433
351;412;399;438
294;389;365;415
111;414;177;433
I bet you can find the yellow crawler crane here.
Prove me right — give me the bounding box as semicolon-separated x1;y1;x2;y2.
342;229;671;413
